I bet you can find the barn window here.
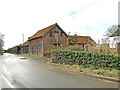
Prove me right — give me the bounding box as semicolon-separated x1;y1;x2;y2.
49;31;52;37
54;31;58;33
61;32;63;37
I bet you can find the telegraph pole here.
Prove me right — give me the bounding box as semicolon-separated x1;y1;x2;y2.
22;33;24;44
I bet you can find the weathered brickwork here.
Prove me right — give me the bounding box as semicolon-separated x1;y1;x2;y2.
28;23;68;56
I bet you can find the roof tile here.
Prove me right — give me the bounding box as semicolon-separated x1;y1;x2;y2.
21;41;28;46
29;23;56;40
68;35;96;44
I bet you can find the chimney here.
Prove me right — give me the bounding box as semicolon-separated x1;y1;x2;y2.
74;32;77;36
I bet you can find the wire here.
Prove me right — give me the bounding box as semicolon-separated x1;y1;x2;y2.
57;0;105;22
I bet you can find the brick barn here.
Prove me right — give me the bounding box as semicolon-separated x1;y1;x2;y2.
21;41;29;54
68;35;96;50
7;23;96;55
28;23;68;56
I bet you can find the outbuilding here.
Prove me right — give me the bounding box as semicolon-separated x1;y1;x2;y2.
28;23;68;56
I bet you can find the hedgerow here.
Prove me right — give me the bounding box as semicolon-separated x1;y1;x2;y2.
52;49;120;70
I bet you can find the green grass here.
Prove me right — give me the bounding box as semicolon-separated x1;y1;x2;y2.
45;61;119;78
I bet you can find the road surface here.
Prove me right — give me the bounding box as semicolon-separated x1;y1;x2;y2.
0;53;119;88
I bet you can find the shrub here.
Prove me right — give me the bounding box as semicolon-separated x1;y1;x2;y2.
52;49;120;70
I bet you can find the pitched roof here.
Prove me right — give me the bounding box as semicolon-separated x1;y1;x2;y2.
29;24;55;40
21;41;28;46
68;35;96;44
109;29;120;37
28;23;67;40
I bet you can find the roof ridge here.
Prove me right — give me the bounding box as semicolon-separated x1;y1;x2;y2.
68;35;96;44
69;35;90;37
33;23;56;37
39;23;56;31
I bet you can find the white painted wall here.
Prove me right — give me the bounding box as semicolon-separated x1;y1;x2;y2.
109;36;120;48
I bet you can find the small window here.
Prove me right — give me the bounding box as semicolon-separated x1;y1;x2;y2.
49;31;52;37
54;31;59;33
61;32;63;37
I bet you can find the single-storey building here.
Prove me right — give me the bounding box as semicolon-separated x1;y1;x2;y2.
68;35;96;50
7;45;21;54
21;41;29;54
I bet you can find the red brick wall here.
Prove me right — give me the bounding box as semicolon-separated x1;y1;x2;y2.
29;26;68;45
43;26;68;44
29;25;68;55
29;38;42;46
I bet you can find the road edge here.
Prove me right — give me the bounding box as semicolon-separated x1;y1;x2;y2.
1;74;15;88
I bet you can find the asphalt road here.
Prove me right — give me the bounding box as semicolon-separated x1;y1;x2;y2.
1;53;119;88
2;76;11;88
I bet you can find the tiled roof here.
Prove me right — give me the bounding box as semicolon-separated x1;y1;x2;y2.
21;41;28;46
28;23;56;40
68;35;96;44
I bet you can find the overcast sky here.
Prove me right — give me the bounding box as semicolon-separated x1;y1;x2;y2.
0;0;119;49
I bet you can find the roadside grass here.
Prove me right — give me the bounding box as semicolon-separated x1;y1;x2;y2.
45;61;119;78
81;68;119;78
44;55;51;58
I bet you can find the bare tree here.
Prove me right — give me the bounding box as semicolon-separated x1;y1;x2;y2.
0;32;4;55
104;25;118;37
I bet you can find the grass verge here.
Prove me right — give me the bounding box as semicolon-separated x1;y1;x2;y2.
45;60;119;78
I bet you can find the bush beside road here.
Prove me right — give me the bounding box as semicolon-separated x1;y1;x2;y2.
42;48;120;83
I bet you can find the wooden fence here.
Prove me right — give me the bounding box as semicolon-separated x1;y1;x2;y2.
85;43;119;56
43;41;120;56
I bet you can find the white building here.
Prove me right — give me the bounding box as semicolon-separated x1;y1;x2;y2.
109;29;120;48
103;29;120;48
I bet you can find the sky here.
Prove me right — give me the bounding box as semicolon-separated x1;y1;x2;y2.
0;0;119;49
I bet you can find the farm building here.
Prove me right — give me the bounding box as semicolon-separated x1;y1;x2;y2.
28;23;68;56
7;45;21;54
21;41;29;54
68;35;96;50
7;23;96;56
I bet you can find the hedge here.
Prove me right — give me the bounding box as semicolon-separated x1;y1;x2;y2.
52;49;120;70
